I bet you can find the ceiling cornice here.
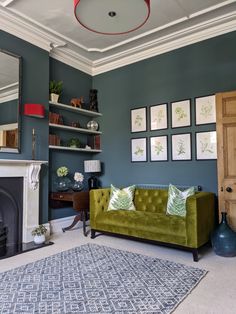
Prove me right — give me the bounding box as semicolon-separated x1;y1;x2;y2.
0;83;18;103
0;5;236;76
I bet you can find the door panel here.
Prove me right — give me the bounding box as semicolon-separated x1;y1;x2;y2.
216;90;236;230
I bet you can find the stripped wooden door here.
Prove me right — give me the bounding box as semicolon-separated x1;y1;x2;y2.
216;90;236;230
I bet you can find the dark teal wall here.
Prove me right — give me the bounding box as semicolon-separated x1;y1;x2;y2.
49;58;93;219
0;30;49;223
93;31;236;194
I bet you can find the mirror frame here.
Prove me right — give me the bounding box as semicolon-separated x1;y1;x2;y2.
0;49;22;153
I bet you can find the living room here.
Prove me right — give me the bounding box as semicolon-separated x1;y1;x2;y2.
0;1;236;313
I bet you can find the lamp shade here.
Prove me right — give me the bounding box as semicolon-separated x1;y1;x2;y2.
84;160;101;173
74;0;150;35
24;104;45;118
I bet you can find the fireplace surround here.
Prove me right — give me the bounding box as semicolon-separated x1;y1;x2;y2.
0;159;47;244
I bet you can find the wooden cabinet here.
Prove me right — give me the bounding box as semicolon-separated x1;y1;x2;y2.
49;101;102;153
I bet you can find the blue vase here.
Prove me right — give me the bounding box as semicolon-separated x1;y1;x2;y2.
211;212;236;257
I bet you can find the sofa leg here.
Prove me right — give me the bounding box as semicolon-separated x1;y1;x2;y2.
192;249;199;262
91;229;96;239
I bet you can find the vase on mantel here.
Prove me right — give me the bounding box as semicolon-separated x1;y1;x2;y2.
211;212;236;257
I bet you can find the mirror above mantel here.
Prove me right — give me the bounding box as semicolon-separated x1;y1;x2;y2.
0;49;21;153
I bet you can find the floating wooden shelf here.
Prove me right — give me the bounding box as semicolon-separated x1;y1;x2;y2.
49;101;102;117
49;123;102;135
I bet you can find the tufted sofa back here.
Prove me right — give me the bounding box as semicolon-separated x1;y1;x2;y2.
134;188;168;214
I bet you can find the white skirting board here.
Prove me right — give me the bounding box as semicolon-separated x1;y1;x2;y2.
49;215;84;234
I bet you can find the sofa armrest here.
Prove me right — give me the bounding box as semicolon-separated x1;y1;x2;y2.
185;192;215;248
90;188;110;228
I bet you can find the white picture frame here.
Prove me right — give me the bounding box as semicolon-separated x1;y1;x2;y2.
150;136;168;161
150;104;168;131
196;131;217;160
131;138;147;162
131;107;147;133
195;95;216;125
171;99;191;128
171;133;191;161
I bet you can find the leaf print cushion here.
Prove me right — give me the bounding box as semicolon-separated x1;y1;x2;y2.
107;184;136;211
166;184;195;217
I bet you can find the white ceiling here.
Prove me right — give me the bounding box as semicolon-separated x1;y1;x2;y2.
0;0;236;75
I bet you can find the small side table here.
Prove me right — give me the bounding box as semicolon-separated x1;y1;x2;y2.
49;191;89;236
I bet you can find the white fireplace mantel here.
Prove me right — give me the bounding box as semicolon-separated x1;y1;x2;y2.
0;159;48;243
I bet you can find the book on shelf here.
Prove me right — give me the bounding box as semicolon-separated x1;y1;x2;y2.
49;112;63;124
87;135;101;150
49;134;61;146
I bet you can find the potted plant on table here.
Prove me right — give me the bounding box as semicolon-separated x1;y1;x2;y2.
32;224;47;244
72;172;84;191
49;80;63;103
55;166;71;191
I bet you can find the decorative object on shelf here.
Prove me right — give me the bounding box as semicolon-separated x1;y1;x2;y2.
71;122;80;128
70;97;84;108
31;224;47;245
72;172;84;191
84;160;101;190
211;212;236;257
68;138;80;148
49;80;63;103
131;107;147;133
24;103;45;118
74;0;150;35
87;120;99;131
89;89;99;112
55;166;71;191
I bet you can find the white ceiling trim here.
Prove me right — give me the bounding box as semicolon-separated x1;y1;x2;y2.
0;7;65;52
91;11;236;75
0;83;18;103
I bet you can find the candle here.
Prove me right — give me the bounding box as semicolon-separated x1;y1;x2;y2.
32;128;35;135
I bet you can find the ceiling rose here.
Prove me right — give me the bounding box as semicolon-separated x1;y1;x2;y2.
74;0;150;35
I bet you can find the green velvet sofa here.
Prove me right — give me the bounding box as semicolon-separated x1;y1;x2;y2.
90;187;215;261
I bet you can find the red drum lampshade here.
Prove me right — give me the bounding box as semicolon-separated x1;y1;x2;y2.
74;0;150;35
24;104;45;118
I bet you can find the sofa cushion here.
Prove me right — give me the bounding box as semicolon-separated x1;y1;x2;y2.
166;184;195;217
96;210;186;237
107;185;136;211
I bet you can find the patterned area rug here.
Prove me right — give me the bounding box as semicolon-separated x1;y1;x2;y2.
0;243;207;313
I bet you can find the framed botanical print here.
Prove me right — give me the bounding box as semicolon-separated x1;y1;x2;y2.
196;131;217;160
150;136;168;161
150;103;168;131
195;95;216;125
131;137;147;162
131;107;147;133
171;133;191;161
171;99;191;128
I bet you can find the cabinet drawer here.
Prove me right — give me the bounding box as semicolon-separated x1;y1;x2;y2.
50;192;73;202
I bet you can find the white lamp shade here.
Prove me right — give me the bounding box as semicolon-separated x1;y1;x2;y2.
84;160;101;173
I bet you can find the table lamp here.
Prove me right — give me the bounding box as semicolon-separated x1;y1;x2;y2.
84;160;101;190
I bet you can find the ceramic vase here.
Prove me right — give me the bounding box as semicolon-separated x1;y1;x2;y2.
211;212;236;257
33;234;45;245
50;93;59;103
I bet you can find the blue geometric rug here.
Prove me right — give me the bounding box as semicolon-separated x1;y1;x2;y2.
0;243;207;313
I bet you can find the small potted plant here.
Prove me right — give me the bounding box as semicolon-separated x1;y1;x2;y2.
68;138;80;148
55;166;71;191
49;80;63;103
32;224;47;244
72;172;84;191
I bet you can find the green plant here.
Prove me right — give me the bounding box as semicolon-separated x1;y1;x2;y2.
56;166;69;177
31;224;47;236
68;138;80;148
49;80;63;95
